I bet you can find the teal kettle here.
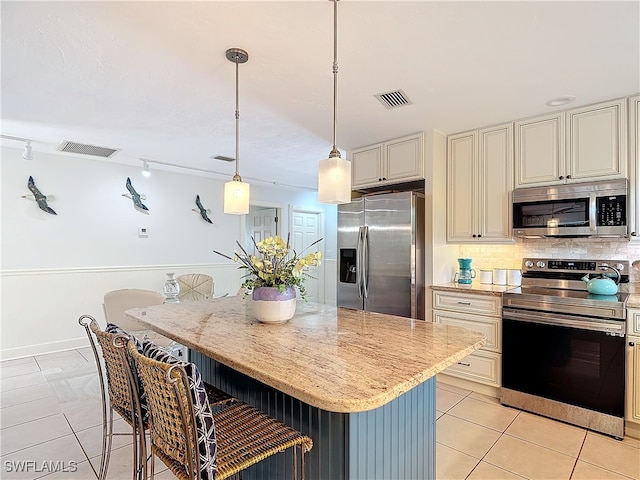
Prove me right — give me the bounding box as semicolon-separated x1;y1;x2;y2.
581;265;620;295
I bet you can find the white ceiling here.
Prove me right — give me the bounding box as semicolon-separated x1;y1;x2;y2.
2;1;639;191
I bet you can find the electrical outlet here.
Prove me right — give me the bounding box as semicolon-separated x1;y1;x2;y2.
138;227;148;238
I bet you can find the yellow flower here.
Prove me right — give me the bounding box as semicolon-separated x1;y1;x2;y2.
214;234;323;301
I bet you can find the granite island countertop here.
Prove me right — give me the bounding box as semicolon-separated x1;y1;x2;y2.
125;296;486;413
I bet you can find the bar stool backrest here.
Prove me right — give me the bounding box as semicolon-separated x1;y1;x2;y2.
103;289;165;332
127;340;204;479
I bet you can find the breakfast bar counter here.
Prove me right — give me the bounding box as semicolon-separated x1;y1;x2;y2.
126;296;486;479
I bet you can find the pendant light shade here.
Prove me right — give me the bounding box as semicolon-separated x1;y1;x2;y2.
224;178;250;215
223;47;250;215
318;153;351;204
318;0;351;204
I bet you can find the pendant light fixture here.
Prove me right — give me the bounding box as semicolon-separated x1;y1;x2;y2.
223;48;250;215
318;0;351;204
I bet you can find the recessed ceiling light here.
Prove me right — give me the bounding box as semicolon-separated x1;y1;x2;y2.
545;96;576;107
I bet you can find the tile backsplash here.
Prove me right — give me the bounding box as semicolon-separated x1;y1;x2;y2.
458;238;640;283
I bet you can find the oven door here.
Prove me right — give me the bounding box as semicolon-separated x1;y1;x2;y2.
502;308;625;418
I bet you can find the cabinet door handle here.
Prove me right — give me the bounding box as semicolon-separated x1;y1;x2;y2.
378;178;382;181
631;342;636;347
566;175;571;179
559;175;564;180
477;234;482;238
457;301;471;305
472;234;477;238
457;362;471;367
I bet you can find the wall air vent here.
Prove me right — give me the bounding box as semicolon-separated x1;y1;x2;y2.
213;155;235;162
375;89;412;109
57;141;119;158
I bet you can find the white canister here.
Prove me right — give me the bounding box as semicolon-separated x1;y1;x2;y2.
479;269;493;284
493;268;507;285
507;269;523;286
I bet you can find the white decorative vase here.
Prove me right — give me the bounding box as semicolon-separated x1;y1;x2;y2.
251;286;296;323
163;273;180;304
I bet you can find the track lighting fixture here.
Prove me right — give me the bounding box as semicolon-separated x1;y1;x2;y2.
23;140;33;161
141;160;151;177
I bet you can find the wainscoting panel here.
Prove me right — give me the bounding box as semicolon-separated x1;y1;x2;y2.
0;264;240;359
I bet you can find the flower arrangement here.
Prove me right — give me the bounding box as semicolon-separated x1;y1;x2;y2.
214;234;322;300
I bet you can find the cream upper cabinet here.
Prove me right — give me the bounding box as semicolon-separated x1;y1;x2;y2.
351;133;423;189
567;98;627;181
447;123;513;243
515;98;627;188
629;95;639;240
352;144;383;187
514;112;565;187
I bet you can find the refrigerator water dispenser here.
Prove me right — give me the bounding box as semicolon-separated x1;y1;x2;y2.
339;249;357;284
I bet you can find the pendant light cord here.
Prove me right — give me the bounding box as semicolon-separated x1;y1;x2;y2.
330;0;341;159
234;53;242;181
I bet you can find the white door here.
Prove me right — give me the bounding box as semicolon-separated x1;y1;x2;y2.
247;208;278;252
290;209;323;303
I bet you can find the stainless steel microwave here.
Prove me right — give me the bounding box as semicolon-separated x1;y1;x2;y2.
512;179;628;238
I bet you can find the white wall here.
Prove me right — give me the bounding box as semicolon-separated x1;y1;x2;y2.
0;146;336;358
423;129;460;318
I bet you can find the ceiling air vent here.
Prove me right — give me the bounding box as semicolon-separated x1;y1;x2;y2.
213;155;235;162
57;141;119;158
375;89;412;109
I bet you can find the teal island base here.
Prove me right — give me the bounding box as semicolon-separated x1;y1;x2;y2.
192;351;436;480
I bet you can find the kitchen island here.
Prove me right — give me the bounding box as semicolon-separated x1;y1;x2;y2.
125;296;485;480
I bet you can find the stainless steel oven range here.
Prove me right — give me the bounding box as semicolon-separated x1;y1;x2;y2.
501;258;629;439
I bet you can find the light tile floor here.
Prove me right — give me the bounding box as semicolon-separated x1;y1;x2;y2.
436;382;640;480
1;348;639;479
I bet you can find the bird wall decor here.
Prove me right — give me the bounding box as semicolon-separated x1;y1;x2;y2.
23;176;57;215
122;177;149;213
193;194;213;223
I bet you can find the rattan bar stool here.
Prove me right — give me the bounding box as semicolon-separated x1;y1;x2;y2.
126;339;314;480
80;315;237;480
79;315;148;480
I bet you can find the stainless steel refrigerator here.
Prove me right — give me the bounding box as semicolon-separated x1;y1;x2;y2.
337;191;425;319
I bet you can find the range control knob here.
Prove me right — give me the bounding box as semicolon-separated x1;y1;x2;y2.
525;260;534;268
614;263;624;271
536;261;546;268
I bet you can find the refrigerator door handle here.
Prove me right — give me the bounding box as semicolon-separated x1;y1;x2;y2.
362;226;369;298
356;226;364;299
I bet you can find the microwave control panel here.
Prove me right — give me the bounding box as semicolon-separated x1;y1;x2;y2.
597;195;626;226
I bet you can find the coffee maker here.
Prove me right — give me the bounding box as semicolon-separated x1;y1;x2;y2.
454;258;476;284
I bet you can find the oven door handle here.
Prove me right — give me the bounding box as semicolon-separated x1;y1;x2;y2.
502;307;625;335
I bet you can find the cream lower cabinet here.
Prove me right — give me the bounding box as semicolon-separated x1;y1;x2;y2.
447;124;513;243
432;290;501;386
626;308;640;426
